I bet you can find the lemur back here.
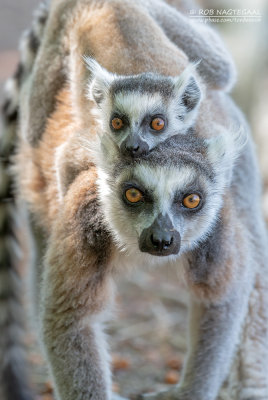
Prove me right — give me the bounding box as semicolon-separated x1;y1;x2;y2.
1;1;267;400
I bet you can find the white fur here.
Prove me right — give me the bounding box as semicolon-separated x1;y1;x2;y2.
85;57;115;105
97;161;225;261
206;124;248;185
84;58;204;150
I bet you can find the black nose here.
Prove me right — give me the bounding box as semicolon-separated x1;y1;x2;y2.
126;144;142;157
150;233;174;252
139;214;181;256
121;136;149;158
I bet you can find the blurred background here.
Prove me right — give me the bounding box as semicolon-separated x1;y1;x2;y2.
0;0;267;399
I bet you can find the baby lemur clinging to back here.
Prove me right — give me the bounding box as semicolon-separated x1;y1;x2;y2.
2;0;236;148
86;57;202;156
1;1;268;400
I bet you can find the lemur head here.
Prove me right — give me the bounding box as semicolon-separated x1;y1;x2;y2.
85;57;202;157
95;126;245;261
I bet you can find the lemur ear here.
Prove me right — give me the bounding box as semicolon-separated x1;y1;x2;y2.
174;65;202;121
205;125;247;183
84;57;114;106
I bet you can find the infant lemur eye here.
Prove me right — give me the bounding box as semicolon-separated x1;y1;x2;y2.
111;117;124;130
125;188;144;203
182;194;201;209
150;117;165;131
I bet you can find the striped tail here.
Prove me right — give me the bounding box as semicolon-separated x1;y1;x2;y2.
0;2;49;399
0;81;35;400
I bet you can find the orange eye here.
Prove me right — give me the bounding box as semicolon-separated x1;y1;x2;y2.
111;117;124;130
182;194;201;209
125;188;144;203
151;117;165;131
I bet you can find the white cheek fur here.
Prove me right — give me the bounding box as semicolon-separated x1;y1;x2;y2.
96;163;225;262
93;88;201;151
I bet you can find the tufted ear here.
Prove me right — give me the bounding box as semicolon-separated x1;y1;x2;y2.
84;57;115;107
173;64;203;123
205;125;247;184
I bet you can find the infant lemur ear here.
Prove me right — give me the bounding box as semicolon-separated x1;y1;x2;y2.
84;57;115;106
173;64;203;123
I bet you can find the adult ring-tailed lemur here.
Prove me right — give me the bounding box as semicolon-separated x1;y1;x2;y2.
1;1;267;400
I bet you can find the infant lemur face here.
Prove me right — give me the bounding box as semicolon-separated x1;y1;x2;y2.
85;57;202;157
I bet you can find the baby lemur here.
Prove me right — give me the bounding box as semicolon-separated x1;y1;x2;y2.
86;57;202;156
2;0;236;149
1;1;268;400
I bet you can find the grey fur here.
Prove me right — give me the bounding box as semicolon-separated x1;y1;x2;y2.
87;59;203;154
141;0;237;91
95;94;268;400
40;183;115;400
0;140;34;400
0;70;34;398
15;0;236;146
2;1;49;129
0;2;49;399
110;73;176;99
1;1;267;400
106;133;215;181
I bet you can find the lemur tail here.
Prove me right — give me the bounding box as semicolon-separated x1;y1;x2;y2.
0;2;48;399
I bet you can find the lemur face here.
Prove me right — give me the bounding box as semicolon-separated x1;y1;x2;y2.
85;58;202;157
106;163;215;258
96;131;244;261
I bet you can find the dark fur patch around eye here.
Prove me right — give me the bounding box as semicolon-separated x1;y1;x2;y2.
110;113;129;131
121;182;153;206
